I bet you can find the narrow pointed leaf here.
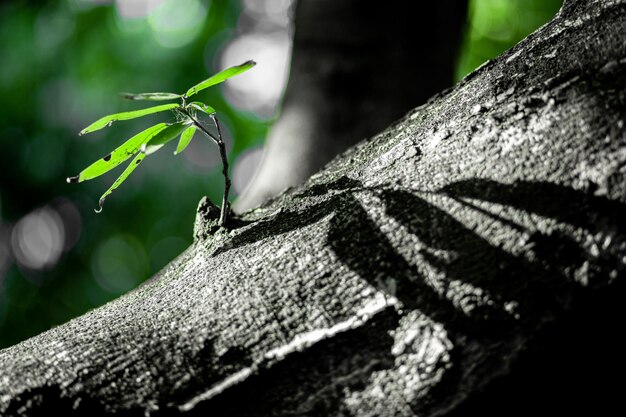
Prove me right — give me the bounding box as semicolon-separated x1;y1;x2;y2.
67;123;168;183
188;102;216;115
175;126;196;155
95;152;146;213
120;92;182;101
143;123;188;155
79;103;180;135
184;60;256;98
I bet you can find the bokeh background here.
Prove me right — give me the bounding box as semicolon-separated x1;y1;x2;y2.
0;0;562;348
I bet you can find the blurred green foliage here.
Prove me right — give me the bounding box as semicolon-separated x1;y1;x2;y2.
0;0;561;349
456;0;563;81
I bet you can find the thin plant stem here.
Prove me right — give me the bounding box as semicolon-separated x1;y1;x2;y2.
188;113;231;227
210;114;231;227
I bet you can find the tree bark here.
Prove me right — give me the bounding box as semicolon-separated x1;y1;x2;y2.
1;0;625;415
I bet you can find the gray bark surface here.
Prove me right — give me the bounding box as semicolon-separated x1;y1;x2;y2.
1;0;625;415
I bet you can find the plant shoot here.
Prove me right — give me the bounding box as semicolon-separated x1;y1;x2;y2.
67;60;256;227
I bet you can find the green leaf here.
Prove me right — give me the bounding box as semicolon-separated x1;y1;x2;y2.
184;60;256;98
79;103;180;135
142;123;188;155
188;102;216;115
67;123;168;183
95;152;146;213
120;92;182;101
174;125;196;155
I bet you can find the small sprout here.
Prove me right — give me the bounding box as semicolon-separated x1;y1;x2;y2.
67;60;257;227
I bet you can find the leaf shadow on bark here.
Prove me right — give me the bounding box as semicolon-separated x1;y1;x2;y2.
203;175;624;415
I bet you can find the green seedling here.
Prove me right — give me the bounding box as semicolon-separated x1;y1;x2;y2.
67;60;256;228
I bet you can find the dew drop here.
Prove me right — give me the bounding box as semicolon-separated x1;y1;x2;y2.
103;153;112;162
66;176;79;184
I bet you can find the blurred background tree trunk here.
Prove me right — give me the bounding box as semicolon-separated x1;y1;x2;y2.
235;0;468;210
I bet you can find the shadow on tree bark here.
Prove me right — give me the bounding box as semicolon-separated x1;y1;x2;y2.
200;175;625;415
445;278;626;417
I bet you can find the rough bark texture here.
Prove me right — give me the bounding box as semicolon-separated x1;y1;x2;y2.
1;0;625;415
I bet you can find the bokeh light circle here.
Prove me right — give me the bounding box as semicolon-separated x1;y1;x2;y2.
11;208;65;271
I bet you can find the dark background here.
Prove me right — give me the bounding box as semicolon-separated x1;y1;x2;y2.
0;0;562;348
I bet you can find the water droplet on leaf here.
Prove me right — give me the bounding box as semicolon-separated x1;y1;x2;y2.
94;199;105;214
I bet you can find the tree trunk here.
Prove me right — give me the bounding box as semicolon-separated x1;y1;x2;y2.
1;0;624;415
234;0;467;211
